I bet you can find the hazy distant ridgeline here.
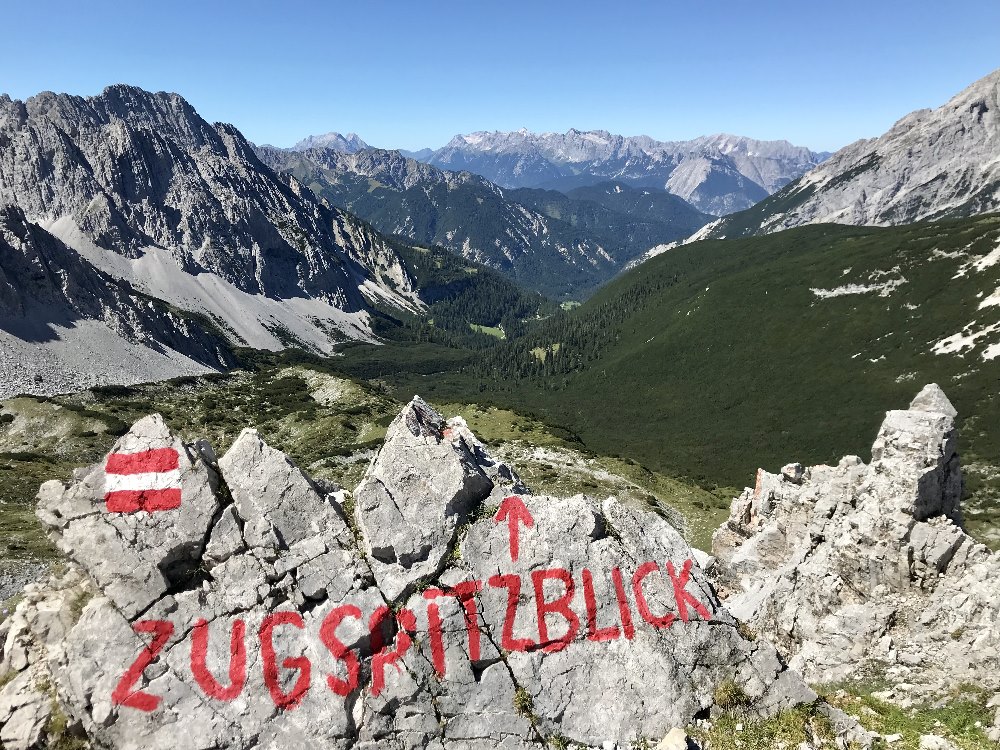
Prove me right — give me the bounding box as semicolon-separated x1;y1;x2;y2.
289;127;830;217
259;145;711;298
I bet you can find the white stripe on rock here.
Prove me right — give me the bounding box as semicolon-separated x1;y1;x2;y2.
104;470;182;493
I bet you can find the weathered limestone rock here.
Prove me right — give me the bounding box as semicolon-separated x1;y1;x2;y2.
353;397;496;602
0;667;51;750
34;414;219;618
919;736;958;750
0;566;95;750
868;383;963;524
712;384;1000;696
655;727;691;750
1;397;853;749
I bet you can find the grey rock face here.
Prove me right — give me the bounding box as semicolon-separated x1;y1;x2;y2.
0;204;231;398
0;85;425;398
700;68;1000;238
0;86;407;303
35;413;221;618
0;398;825;749
354;397;495;602
712;384;1000;696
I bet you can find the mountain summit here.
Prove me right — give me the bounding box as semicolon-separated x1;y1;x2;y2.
0;86;425;395
291;131;370;152
693;67;1000;239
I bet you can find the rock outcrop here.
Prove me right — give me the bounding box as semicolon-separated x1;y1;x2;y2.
713;384;1000;698
0;397;827;749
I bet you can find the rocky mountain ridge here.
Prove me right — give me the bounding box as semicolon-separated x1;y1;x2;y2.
0;85;440;397
692;68;1000;241
258;146;709;297
0;85;418;304
287;128;828;216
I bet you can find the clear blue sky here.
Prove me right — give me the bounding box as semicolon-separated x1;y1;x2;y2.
3;0;998;152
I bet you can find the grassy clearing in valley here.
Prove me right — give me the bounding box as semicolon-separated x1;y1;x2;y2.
469;323;505;339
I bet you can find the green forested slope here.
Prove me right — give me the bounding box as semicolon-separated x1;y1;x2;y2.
370;215;1000;543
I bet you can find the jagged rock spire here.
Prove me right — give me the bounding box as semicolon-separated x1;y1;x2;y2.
713;385;999;699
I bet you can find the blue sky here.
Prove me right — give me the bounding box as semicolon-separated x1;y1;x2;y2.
3;1;998;152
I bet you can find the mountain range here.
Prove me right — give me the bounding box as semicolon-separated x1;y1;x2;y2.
257;145;710;297
0;86;541;398
2;68;999;401
692;68;1000;241
292;128;830;216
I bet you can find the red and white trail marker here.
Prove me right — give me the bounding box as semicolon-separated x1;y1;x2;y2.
104;447;182;513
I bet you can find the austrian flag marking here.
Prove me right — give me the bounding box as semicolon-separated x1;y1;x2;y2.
104;447;182;513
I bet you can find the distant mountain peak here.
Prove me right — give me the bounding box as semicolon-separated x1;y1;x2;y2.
291;131;370;153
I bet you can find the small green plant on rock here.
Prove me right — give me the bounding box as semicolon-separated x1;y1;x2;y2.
45;698;89;750
688;704;837;750
68;589;94;623
714;677;752;711
513;686;534;717
736;618;757;641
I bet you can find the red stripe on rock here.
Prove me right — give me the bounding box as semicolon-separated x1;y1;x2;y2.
105;489;181;513
105;448;179;475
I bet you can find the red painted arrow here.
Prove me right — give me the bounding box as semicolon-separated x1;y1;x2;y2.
494;495;534;562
